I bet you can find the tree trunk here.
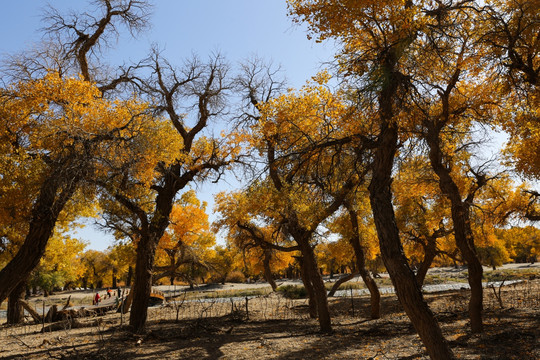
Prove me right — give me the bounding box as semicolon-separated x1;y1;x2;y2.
450;204;484;333
299;239;332;333
328;272;357;297
6;280;26;325
0;174;79;303
129;182;177;333
346;204;381;319
263;249;277;291
426;123;484;333
129;234;159;333
298;256;318;319
369;124;454;360
416;239;437;286
126;266;133;287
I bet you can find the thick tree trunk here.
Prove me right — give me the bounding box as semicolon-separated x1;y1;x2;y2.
426;125;484;333
298;257;318;319
347;204;381;319
6;280;26;325
0;174;79;303
299;239;332;333
129;184;176;333
369;124;454;360
263;249;277;291
129;234;160;333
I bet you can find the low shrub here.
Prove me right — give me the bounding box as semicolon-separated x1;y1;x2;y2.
324;281;365;291
226;270;246;283
276;284;307;299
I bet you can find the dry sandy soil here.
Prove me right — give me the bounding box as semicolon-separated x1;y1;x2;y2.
0;276;538;360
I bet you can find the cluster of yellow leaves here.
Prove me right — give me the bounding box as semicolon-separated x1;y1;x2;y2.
31;234;88;290
288;0;426;43
214;189;297;277
496;226;540;263
393;156;456;264
0;72;182;189
256;74;344;145
316;238;354;274
327;194;381;264
500;92;540;178
154;190;215;280
158;190;214;251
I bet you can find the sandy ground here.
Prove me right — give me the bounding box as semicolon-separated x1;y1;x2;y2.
0;278;538;359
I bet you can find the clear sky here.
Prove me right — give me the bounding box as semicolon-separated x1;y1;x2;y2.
0;0;335;251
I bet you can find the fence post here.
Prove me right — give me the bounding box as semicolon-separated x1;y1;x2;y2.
120;287;124;326
41;301;45;332
350;287;355;317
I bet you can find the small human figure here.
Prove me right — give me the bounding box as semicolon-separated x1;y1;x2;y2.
106;288;112;298
116;287;122;298
94;292;101;305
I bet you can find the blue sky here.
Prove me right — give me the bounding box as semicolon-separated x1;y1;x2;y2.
1;1;334;86
0;1;335;251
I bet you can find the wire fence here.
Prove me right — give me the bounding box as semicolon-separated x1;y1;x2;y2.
149;292;313;323
1;279;538;338
148;279;540;324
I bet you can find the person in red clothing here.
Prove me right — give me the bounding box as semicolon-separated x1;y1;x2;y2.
94;292;101;305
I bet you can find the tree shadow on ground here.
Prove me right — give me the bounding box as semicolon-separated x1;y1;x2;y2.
2;285;538;359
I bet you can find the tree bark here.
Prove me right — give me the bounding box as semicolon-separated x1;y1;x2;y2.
6;280;26;325
127;266;133;287
346;204;381;319
426;123;484;333
328;272;357;297
20;300;42;323
449;202;484;333
0;173;79;303
299;239;332;332
298;256;318;319
129;233;160;333
416;239;438;286
368;123;454;360
263;249;277;291
129;182;176;333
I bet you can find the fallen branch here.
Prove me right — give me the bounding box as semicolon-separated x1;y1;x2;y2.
10;334;32;349
61;295;72;311
19;300;42;323
488;277;507;309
